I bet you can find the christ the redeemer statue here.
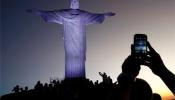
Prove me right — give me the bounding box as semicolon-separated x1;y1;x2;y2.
27;0;115;78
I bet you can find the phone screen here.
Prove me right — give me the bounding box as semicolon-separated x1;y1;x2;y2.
134;34;147;54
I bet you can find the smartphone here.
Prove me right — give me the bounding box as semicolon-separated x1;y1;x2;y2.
134;34;147;54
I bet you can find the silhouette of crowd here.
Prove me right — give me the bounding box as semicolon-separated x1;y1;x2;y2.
1;71;169;100
1;41;174;100
1;74;164;100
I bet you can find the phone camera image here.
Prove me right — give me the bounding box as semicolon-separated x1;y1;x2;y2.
134;34;147;54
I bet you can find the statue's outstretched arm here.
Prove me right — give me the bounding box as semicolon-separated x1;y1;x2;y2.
85;12;115;25
27;8;63;24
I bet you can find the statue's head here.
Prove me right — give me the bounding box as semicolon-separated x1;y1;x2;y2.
70;0;79;9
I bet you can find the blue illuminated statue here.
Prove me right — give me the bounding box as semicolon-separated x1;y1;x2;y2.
27;0;115;78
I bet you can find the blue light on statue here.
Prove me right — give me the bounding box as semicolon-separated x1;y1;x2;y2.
27;0;115;78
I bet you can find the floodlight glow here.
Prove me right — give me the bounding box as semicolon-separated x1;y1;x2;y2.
28;0;115;78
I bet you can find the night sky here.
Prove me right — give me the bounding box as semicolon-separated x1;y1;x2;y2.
1;0;175;98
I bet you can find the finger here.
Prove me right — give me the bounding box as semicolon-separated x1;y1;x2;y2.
147;41;157;53
135;55;152;67
139;55;151;62
146;51;151;55
147;48;160;58
141;60;152;67
142;52;152;58
131;44;134;55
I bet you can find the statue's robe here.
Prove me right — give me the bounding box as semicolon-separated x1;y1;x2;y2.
32;9;106;78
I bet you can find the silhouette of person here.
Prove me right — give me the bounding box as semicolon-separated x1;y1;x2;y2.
34;81;43;91
24;86;28;91
117;54;142;100
152;93;162;100
99;72;108;83
130;78;153;100
118;41;175;99
107;76;113;84
94;80;99;86
20;87;24;92
12;85;20;93
141;42;175;95
117;44;152;100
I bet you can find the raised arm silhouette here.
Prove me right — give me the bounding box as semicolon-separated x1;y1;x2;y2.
141;42;175;95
